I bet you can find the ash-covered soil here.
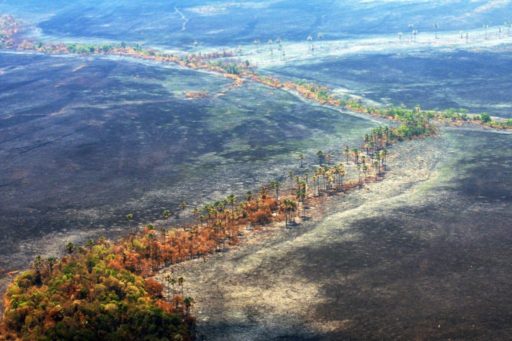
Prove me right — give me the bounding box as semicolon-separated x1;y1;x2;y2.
164;130;512;340
0;52;375;306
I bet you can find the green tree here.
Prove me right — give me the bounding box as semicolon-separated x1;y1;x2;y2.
480;112;492;123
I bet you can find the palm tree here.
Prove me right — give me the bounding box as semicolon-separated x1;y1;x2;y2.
362;164;369;180
357;163;363;187
298;153;304;168
47;257;56;275
270;180;280;201
373;159;380;177
335;163;346;190
295;180;307;218
126;213;135;233
227;194;236;214
312;175;319;196
317;150;325;165
34;256;43;286
214;200;226;220
325;168;335;191
375;152;382;173
184;296;194;317
65;242;75;255
379;149;388;170
179;200;188;212
352;148;360;164
315;167;326;193
178;276;184;295
344;146;350;164
203;203;217;228
164;274;174;298
246;191;253;202
147;233;156;264
384;126;391;145
282;199;297;227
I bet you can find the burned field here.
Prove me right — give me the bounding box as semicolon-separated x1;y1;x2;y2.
0;52;375;277
168;130;512;340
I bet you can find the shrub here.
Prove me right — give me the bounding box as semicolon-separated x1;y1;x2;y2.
144;278;164;298
251;209;272;225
